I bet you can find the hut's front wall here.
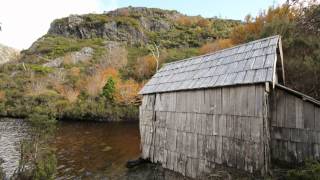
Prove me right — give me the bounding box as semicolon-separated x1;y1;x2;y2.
140;84;269;178
270;87;320;163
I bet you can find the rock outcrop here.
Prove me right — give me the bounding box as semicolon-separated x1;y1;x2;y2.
47;7;184;45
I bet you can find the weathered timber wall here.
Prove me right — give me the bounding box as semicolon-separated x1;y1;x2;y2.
140;84;269;178
270;87;320;163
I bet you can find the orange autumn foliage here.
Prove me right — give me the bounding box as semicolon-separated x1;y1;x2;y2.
230;4;298;44
114;79;142;105
0;91;5;101
196;19;210;28
54;83;79;103
176;16;193;26
69;67;81;77
134;55;157;80
85;67;119;97
200;39;233;54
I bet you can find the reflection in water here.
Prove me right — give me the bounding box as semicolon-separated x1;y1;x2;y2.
53;121;142;179
0;118;30;178
0;119;188;179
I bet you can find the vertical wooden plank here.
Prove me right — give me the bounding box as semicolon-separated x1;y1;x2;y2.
215;88;222;114
236;139;245;170
197;134;205;159
222;87;231;115
190;132;198;158
240;86;249;116
287;141;297;162
169;92;177;112
248;85;256;116
183;132;190;156
175;92;181;112
185;112;191;132
296;97;304;129
201;114;207;135
199;90;207;113
226;115;234;138
206;114;213;136
304;101;315;129
176;131;184;153
181;91;187;113
286;93;296;128
196;113;202;134
230;87;237;115
215;136;222;164
191;91;200;113
244;141;253;173
243;117;252;141
206;135;216;162
219;115;227;137
189;113;196;133
186;157;193;178
213;115;219;136
234;116;241;139
206;89;214;114
251;117;262;143
155;93;163;111
228;138;236;167
255;85;264;117
314;106;320;130
276;90;286;127
222;137;229;165
204;89;211;114
270;90;277;127
176;153;187;176
234;86;241;116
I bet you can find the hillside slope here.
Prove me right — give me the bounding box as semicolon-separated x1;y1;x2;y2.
0;3;319;121
0;7;240;120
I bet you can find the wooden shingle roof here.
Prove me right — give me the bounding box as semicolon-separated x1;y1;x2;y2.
140;35;282;94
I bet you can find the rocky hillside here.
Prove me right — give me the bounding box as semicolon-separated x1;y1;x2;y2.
0;7;240;120
22;7;240;62
0;44;19;64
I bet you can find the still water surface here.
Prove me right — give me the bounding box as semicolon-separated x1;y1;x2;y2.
0;118;186;179
54;121;141;179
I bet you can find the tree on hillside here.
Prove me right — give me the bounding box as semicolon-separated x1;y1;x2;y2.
230;1;320;99
102;77;116;102
147;43;160;71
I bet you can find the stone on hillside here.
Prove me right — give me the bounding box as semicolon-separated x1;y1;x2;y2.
43;47;94;67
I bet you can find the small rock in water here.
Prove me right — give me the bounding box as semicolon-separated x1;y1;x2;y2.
63;167;73;172
102;146;112;152
57;164;66;170
84;171;92;176
78;168;85;173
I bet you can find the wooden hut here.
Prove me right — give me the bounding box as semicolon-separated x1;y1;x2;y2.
138;35;320;178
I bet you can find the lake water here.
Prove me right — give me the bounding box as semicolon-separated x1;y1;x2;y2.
0;118;187;179
0;118;30;178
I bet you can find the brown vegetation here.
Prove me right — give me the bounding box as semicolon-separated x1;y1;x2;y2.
200;39;233;54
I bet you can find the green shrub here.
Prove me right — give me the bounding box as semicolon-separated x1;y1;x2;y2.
29;64;53;74
33;152;57;180
287;161;320;180
102;77;116;102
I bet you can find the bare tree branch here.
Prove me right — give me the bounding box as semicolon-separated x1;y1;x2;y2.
147;43;160;71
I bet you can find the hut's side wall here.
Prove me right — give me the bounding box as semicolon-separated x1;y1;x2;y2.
140;84;269;178
270;87;320;163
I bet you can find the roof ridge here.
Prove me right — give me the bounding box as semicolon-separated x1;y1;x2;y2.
164;35;280;66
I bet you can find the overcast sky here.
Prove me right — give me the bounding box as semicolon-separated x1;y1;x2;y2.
0;0;285;50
